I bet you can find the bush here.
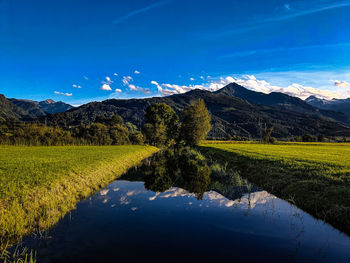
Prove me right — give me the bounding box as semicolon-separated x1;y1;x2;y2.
302;134;316;142
269;137;277;144
130;132;144;145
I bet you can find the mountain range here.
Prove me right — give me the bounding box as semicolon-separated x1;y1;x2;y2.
0;97;73;120
42;83;350;138
1;83;350;138
214;84;350;126
306;96;350;116
0;94;29;120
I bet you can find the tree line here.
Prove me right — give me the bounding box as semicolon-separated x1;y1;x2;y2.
0;99;212;147
0;115;143;146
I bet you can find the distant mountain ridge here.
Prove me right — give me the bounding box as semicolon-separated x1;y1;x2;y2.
306;96;350;115
214;83;350;126
43;85;350;138
215;83;315;113
2;84;350;138
8;98;74;116
0;94;74;120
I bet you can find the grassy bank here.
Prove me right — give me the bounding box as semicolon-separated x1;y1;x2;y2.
0;145;158;243
199;142;350;235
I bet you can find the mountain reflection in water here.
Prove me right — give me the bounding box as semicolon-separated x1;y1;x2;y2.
19;149;350;263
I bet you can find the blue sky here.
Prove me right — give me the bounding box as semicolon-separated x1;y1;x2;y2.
1;0;350;105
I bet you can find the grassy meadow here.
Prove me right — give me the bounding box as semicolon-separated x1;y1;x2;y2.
0;145;158;243
199;141;350;234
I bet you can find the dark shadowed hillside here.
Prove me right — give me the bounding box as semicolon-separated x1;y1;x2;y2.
9;98;73;116
214;83;316;113
8;99;47;117
44;86;350;139
0;94;30;120
39;99;74;114
215;83;350;126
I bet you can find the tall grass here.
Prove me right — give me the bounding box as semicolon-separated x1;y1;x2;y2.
1;242;36;263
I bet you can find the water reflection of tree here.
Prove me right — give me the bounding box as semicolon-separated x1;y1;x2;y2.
127;148;211;200
120;148;256;201
143;150;179;192
119;151;336;257
178;148;211;200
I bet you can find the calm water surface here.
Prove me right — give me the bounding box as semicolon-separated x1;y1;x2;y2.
20;150;350;263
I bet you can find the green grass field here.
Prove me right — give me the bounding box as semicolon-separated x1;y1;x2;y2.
0;145;158;242
199;142;350;234
201;142;350;176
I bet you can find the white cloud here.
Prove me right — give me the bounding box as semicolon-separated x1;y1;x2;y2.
99;76;114;91
151;79;225;96
147;187;277;210
115;88;122;93
122;76;133;86
100;84;112;91
205;190;276;209
283;84;339;100
72;84;82;89
128;84;138;91
151;80;161;91
126;189;146;197
83;76;89;80
225;76;235;83
233;75;342;100
134;70;140;74
334;80;350;88
113;73;118;77
100;189;109;196
128;84;150;94
119;196;130;205
190;77;195;81
149;187;195;201
120;76;150;94
54;91;72;97
151;74;350;100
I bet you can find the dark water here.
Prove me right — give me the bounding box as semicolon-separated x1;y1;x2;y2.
20;150;350;263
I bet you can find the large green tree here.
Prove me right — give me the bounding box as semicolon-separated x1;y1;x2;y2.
180;99;211;146
142;103;179;147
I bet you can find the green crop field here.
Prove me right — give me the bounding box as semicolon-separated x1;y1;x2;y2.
201;142;350;176
0;145;158;243
199;142;350;234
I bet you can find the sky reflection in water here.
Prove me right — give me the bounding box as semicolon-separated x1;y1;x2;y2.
21;151;350;263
